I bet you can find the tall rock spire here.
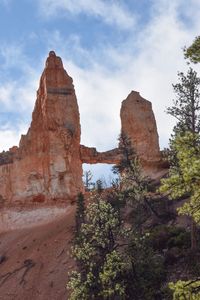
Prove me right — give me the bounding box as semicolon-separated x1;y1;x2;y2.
120;91;161;172
20;51;80;153
0;51;83;203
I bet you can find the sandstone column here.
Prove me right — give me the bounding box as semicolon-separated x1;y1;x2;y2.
120;91;161;166
0;51;83;203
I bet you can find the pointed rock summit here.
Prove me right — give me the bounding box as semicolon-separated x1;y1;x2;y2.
0;52;165;205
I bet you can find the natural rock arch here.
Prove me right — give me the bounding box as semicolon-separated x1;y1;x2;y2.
0;52;163;204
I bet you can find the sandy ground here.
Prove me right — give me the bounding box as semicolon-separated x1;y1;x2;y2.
0;205;76;300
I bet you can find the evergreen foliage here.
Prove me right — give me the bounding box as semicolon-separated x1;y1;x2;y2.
67;198;127;300
75;192;85;235
112;132;135;174
167;68;200;134
169;280;200;299
68;196;165;299
184;36;200;64
160;67;200;249
160;132;200;224
124;234;165;300
112;133;157;229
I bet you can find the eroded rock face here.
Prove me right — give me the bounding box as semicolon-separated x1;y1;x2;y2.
0;51;83;204
0;53;165;205
120;91;161;167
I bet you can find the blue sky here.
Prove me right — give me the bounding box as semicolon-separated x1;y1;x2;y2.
0;0;200;181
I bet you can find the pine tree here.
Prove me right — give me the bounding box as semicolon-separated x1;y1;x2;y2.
113;133;160;229
160;132;200;247
113;132;135;174
67;198;127;300
167;68;200;134
75;192;85;235
161;68;200;249
184;36;200;64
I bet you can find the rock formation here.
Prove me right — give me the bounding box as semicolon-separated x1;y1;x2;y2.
80;145;121;164
120;91;162;174
0;52;164;205
0;51;83;204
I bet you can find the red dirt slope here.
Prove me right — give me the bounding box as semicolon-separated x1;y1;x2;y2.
0;205;76;300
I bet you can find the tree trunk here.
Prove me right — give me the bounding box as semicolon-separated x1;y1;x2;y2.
191;218;198;250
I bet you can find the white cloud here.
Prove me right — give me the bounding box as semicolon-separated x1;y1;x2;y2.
0;123;27;152
0;79;38;115
0;41;43;111
38;0;136;30
0;78;35;151
0;43;42;151
0;83;15;109
0;44;24;69
0;129;19;151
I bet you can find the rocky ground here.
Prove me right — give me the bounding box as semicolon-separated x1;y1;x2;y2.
0;205;76;300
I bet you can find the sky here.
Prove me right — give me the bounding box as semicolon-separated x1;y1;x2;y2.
0;0;200;181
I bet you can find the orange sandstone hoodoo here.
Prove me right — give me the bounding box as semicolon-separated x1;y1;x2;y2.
0;51;163;205
0;51;82;204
